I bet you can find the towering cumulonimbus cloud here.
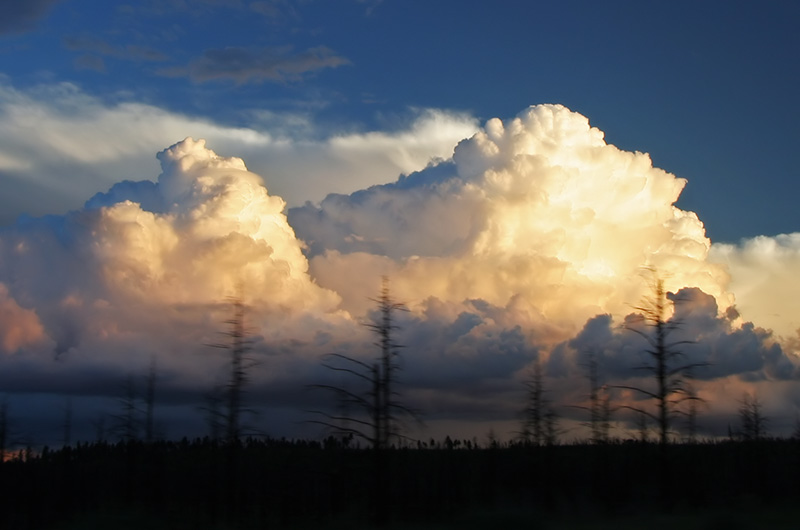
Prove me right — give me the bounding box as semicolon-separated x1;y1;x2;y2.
84;137;339;311
0;104;797;441
287;104;800;435
0;138;343;390
291;104;733;340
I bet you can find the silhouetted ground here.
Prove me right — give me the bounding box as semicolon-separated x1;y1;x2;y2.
2;437;799;529
47;504;800;530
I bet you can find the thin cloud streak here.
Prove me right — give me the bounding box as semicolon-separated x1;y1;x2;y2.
158;46;350;84
63;36;169;62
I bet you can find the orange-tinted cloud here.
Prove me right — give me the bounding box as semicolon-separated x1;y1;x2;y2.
0;283;50;354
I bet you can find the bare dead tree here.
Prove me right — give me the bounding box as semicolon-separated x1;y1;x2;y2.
680;372;702;443
738;391;768;441
224;296;247;443
599;391;612;442
520;362;544;444
144;358;157;443
108;361;160;444
308;276;419;450
522;364;543;443
208;292;255;444
574;352;613;444
520;361;560;446
585;353;604;444
635;410;649;443
112;375;140;442
367;276;411;448
543;408;561;446
311;353;383;447
614;271;705;446
308;277;420;526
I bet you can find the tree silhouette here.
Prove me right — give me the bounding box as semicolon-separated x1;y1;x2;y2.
308;277;421;525
738;391;768;441
111;375;140;442
144;358;157;443
520;361;560;445
634;410;649;443
367;276;411;448
574;352;612;444
614;270;705;446
207;292;255;443
309;277;419;450
682;374;701;442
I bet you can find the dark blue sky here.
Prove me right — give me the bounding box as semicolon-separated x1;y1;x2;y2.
1;0;798;242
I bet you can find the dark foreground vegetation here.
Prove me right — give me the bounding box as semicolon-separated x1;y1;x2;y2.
2;437;800;529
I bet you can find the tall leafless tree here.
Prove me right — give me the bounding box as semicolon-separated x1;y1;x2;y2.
367;276;409;448
308;277;419;526
309;277;418;450
520;361;560;446
738;391;768;441
112;375;139;442
682;374;701;443
614;270;705;446
144;358;157;443
575;352;613;444
208;293;253;443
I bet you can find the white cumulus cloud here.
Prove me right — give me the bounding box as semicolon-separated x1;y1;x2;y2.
0;138;346;400
710;233;800;346
292;104;733;336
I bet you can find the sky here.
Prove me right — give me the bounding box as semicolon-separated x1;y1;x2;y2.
0;0;799;446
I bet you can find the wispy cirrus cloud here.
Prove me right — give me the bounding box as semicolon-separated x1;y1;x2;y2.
0;79;476;226
158;46;350;84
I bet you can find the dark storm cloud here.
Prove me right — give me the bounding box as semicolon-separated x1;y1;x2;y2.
158;46;349;84
0;0;61;35
398;305;535;390
546;287;799;387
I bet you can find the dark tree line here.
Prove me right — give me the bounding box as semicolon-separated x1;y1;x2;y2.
2;435;800;529
2;273;800;528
